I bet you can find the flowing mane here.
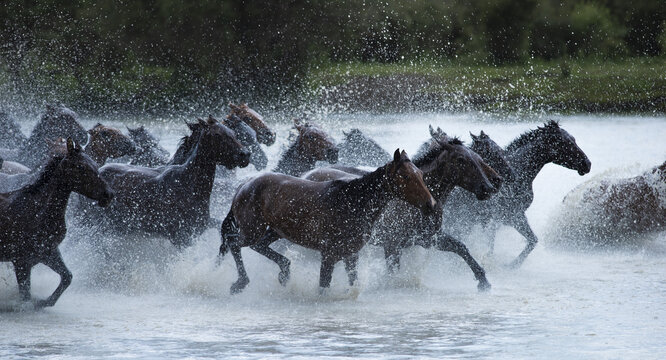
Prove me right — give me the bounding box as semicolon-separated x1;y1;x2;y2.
413;137;463;168
505;120;560;152
23;155;64;194
169;123;204;165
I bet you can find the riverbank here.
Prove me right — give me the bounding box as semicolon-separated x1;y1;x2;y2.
306;58;666;114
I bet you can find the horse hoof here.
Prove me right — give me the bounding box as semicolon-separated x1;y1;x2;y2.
32;299;52;308
278;270;290;287
230;279;249;295
477;280;491;292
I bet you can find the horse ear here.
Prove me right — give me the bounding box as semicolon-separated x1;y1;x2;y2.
400;149;409;161
207;115;216;125
429;125;435;137
66;137;75;153
197;118;207;127
480;130;487;137
393;149;401;163
470;132;478;141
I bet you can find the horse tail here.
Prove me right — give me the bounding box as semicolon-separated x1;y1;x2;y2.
219;209;239;258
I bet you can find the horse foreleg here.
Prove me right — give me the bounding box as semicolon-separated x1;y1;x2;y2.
38;249;73;307
319;253;336;290
229;242;249;294
343;253;359;286
12;261;32;302
435;232;491;292
250;229;290;286
509;214;538;268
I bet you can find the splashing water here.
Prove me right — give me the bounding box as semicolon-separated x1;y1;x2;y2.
0;113;664;359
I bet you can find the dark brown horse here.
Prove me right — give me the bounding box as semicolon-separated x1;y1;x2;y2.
220;149;436;294
307;136;502;291
443;121;591;267
229;103;276;146
273;119;339;176
81;117;250;246
0;139;113;307
126;125;170;167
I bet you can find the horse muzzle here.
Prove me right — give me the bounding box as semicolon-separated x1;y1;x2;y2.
475;183;496;201
235;148;251;168
578;158;591;176
258;129;276;146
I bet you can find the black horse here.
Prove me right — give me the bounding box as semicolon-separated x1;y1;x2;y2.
0;139;114;307
443;121;591;267
338;128;390;167
126;125;171;167
80;117;250;246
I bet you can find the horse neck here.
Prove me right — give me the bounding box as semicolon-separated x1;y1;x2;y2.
416;156;455;201
506;137;552;185
338;165;392;223
20;168;72;220
274;142;313;176
180;135;217;198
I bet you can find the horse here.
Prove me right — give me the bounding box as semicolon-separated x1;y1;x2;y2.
0;111;27;149
169;115;268;171
306;136;503;291
0;105;88;169
552;160;665;247
126;125;170;167
443;120;591;267
80;117;250;246
0;138;114;308
83;124;136;165
219;149;436;294
337;128;391;167
273;119;339;176
229;103;276;146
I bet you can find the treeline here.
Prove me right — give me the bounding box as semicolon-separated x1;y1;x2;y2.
0;0;664;113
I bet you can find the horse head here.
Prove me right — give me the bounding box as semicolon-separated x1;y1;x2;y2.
294;119;339;164
386;149;436;213
229;103;276;146
60;138;114;207
88;123;136;162
541;121;591;176
433;138;499;200
200;116;251;169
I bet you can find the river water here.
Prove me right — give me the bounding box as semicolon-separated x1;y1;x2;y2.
1;112;665;359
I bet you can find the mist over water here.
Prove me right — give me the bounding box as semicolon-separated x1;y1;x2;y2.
1;112;665;359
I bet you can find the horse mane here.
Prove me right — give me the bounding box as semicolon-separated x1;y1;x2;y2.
171;124;204;164
506;120;560;152
23;155;64;194
413;137;463;168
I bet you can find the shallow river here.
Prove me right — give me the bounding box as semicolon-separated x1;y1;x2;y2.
1;112;665;359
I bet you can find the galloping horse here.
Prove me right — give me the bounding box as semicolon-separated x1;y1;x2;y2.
0;105;88;169
273;119;339;176
443;121;591;267
220;150;436;294
82;117;250;246
338;128;390;167
229;103;276;146
126;125;170;167
0;139;114;307
307;136;503;291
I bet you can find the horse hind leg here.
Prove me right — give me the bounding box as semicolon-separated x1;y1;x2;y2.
219;210;239;260
229;241;249;294
250;229;290;286
435;231;491;292
38;249;73;307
